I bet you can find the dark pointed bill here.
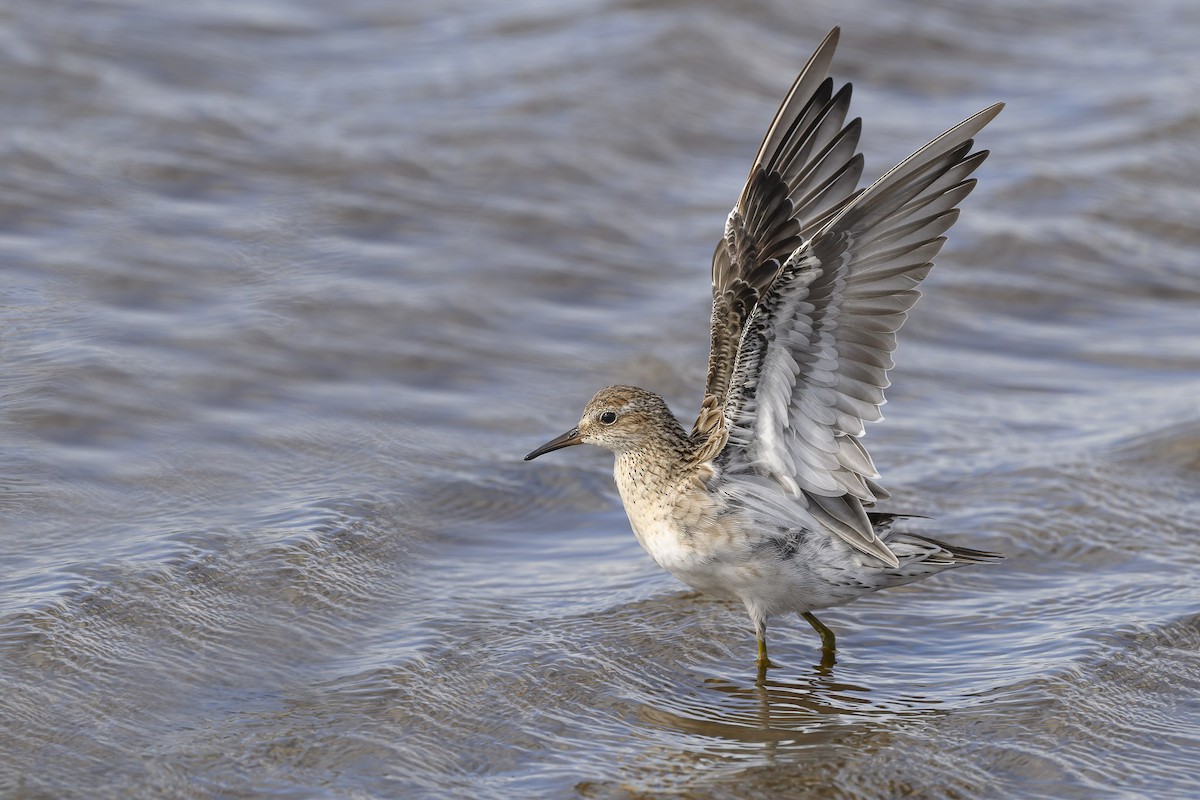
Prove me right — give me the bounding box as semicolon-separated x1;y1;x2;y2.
524;427;583;461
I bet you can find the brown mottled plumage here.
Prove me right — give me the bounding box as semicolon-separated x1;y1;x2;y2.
526;29;1003;681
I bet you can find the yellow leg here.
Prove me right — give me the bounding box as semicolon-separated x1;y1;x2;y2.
802;611;836;669
755;622;773;684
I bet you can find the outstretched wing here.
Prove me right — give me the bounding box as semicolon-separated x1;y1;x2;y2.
692;27;865;454
720;103;1004;567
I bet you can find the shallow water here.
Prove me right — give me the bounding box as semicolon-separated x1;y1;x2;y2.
1;0;1198;797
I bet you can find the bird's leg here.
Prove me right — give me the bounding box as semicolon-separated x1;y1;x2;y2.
802;611;836;669
755;619;772;685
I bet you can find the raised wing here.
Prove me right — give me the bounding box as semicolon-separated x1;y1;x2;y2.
719;103;1003;567
692;27;865;454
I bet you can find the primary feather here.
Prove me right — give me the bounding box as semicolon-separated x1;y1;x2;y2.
693;33;1001;568
526;28;1004;673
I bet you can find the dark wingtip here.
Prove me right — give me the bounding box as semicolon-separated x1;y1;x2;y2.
892;530;1004;564
950;547;1005;564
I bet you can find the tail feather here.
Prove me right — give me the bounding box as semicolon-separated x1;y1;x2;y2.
870;512;1003;565
890;531;1004;565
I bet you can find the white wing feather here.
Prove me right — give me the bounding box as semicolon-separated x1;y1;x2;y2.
719;104;1003;567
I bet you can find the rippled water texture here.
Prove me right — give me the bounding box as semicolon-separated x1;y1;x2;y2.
2;0;1198;797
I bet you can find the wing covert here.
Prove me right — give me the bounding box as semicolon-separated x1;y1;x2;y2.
719;103;1003;566
693;27;865;450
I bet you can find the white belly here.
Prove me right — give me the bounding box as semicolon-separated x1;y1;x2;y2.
613;458;784;605
622;506;757;602
618;483;867;615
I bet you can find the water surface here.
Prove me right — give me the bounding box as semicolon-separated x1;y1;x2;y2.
1;0;1198;797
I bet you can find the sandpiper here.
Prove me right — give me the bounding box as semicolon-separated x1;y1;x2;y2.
525;28;1003;681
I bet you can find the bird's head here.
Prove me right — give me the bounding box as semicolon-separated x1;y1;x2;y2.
524;385;677;460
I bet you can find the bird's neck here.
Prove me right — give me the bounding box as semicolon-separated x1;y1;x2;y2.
612;417;697;498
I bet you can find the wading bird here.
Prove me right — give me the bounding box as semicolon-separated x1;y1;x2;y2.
525;28;1002;682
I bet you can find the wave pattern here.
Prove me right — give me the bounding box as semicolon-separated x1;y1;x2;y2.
1;0;1198;797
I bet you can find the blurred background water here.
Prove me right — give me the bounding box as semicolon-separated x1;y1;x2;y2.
1;0;1198;797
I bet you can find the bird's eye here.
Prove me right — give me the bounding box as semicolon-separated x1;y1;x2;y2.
599;411;618;425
